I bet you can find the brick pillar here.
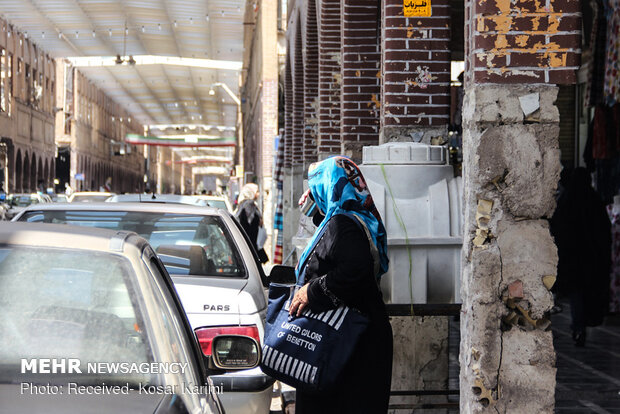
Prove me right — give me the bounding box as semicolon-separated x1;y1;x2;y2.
460;0;580;412
283;12;306;265
340;0;381;161
284;57;294;170
381;0;451;143
317;0;342;159
465;0;580;84
292;25;305;167
303;0;319;165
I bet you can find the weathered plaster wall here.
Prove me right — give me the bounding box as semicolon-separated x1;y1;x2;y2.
460;85;561;413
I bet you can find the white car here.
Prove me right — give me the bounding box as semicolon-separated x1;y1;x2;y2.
14;202;276;414
194;195;233;212
107;193;209;206
68;191;116;202
5;193;52;220
0;222;235;413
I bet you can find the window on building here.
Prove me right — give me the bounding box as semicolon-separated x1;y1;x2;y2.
1;48;6;112
25;64;31;104
45;77;49;113
8;53;12;116
50;80;55;115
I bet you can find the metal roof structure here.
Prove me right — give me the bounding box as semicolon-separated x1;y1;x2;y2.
0;0;245;168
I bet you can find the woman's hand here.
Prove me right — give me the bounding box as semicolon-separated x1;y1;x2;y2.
289;284;309;317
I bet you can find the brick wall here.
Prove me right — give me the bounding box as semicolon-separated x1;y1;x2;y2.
318;0;342;156
466;0;581;84
382;0;451;128
341;0;381;156
303;0;319;164
292;20;305;166
284;56;293;169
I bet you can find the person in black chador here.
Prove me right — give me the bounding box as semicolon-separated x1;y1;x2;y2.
289;156;392;413
551;167;611;346
235;183;268;263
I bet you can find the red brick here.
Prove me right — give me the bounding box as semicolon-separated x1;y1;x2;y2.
510;50;579;67
549;33;581;49
384;94;431;105
475;33;547;50
548;68;577;84
557;15;581;31
550;0;581;13
472;52;508;68
474;69;546;83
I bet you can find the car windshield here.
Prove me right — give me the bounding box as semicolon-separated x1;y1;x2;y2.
71;195;111;202
204;200;227;210
20;211;245;278
0;246;155;387
9;196;38;207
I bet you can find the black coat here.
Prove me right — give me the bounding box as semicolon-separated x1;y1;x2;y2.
295;214;393;414
551;168;611;326
235;199;261;247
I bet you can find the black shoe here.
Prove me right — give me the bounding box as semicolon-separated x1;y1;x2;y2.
573;331;586;347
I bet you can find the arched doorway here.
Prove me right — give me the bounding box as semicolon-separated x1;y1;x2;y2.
30;153;36;192
22;152;30;193
14;149;22;193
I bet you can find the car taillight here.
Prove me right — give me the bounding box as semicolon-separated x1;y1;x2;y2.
195;325;260;357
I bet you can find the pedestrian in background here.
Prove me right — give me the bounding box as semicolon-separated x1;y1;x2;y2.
289;157;392;413
235;183;269;263
551;167;611;346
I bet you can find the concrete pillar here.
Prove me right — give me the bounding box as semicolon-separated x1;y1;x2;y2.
259;0;278;256
460;0;580;410
156;147;163;193
390;317;449;410
380;0;451;143
317;0;342;159
282;165;304;264
340;0;381;161
460;84;560;413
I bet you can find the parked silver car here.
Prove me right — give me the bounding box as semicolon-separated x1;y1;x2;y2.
4;193;52;220
14;203;276;414
107;193;208;206
0;222;259;413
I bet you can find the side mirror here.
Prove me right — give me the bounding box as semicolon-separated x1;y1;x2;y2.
211;335;261;370
269;265;296;284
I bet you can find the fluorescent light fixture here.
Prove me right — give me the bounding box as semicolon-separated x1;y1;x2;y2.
148;124;235;131
157;134;231;140
65;55;242;71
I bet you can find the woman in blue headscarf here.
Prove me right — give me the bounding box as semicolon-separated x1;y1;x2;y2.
289;156;392;414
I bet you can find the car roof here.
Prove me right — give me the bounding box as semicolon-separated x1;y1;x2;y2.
19;201;224;215
195;195;226;199
0;221;139;252
107;193;208;205
71;191;115;196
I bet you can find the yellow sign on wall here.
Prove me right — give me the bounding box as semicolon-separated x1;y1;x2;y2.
404;0;431;17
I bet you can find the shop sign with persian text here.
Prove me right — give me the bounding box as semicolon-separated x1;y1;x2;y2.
404;0;431;17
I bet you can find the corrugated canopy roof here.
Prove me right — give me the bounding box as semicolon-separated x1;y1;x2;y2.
0;0;245;168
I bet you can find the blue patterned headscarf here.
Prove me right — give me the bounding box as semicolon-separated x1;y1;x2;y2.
296;156;389;281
